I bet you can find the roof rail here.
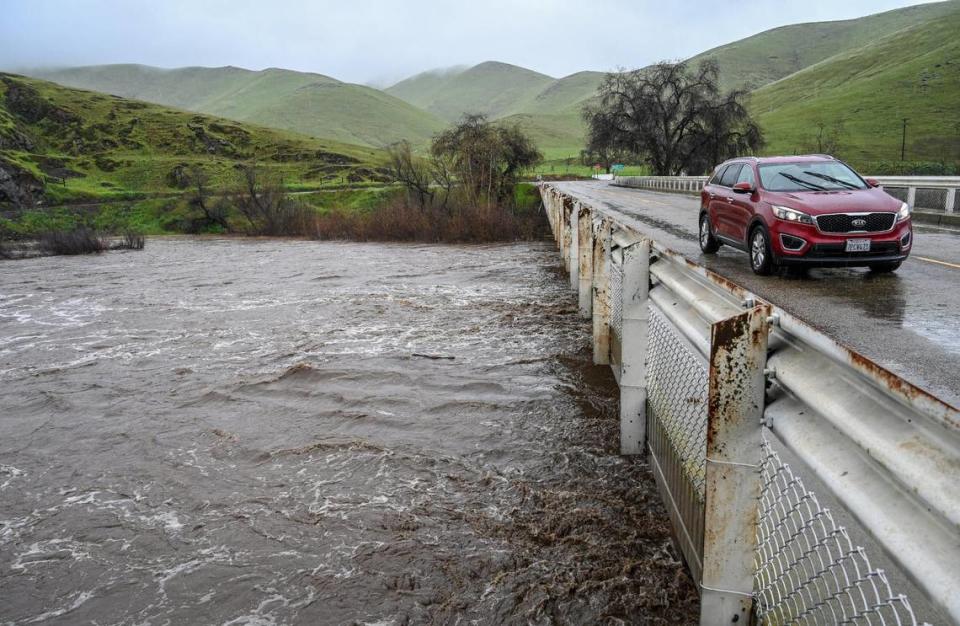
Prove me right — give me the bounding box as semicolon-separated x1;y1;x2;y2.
804;154;836;159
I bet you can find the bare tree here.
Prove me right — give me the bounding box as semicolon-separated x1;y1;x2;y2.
583;61;764;175
430;154;456;212
387;141;434;210
188;165;229;231
811;119;846;156
231;163;310;235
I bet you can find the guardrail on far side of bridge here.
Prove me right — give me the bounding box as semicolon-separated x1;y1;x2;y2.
540;182;960;626
613;175;960;215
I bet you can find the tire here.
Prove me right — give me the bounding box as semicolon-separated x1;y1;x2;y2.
868;261;902;273
749;226;776;275
699;213;720;253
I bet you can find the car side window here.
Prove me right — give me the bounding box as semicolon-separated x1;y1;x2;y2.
735;165;756;187
709;165;728;186
719;164;742;187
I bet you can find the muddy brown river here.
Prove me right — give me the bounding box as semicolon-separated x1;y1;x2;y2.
0;238;697;625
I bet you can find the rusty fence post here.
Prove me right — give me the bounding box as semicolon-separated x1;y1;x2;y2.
578;205;593;318
592;217;611;365
699;305;770;625
619;239;651;455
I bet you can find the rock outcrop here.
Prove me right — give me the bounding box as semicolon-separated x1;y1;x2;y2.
0;158;43;209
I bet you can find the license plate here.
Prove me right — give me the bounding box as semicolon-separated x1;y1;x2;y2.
845;239;871;252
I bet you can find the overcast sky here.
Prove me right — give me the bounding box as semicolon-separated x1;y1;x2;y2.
0;0;941;86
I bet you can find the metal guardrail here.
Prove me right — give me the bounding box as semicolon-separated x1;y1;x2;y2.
613;175;960;213
541;183;960;625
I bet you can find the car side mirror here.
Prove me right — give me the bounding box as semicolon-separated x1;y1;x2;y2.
865;178;880;188
732;182;754;194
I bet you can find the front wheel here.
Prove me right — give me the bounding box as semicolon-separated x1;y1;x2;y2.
699;213;720;253
869;261;902;273
749;226;776;275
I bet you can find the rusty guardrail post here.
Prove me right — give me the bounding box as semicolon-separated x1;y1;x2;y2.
619;239;651;455
592;217;611;364
578;205;593;318
699;305;770;625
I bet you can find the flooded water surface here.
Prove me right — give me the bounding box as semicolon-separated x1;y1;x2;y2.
0;238;696;624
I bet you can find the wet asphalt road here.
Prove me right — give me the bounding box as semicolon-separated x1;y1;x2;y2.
552;181;960;408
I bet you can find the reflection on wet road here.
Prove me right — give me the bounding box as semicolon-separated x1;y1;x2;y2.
554;182;960;406
0;239;698;624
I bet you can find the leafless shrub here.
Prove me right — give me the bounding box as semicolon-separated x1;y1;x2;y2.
38;227;108;255
230;163;314;235
112;231;145;250
313;197;547;243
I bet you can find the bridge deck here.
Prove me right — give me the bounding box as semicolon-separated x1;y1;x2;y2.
552;181;960;407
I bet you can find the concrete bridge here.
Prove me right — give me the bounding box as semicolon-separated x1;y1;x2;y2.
538;180;960;625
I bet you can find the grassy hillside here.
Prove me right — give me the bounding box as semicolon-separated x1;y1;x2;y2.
386;63;603;157
33;64;446;148
0;72;389;209
687;1;958;92
750;5;960;165
386;61;555;121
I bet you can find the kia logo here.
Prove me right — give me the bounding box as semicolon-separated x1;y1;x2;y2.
851;218;867;228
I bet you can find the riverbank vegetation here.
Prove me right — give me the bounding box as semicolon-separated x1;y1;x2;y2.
313;115;545;241
2;112;548;250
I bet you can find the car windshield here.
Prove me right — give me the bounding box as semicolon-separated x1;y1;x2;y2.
758;162;867;192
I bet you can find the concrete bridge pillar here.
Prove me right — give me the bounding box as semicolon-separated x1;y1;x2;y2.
619;239;651;455
592;218;611;364
569;203;579;291
577;205;593;318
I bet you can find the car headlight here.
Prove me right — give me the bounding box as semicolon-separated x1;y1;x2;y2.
771;205;814;225
897;202;910;222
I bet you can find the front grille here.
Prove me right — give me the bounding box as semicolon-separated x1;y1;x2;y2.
815;212;896;233
808;242;900;258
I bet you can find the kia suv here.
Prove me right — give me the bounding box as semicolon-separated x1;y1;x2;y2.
698;155;912;275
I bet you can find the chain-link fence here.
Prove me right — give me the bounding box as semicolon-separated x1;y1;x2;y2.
754;435;918;625
645;304;709;584
882;186;953;212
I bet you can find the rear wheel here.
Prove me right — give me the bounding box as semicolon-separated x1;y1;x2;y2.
868;261;902;273
699;213;720;253
749;226;776;275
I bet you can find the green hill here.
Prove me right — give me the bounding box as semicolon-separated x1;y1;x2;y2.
750;4;960;165
32;64;445;148
687;1;958;92
386;63;603;157
0;72;388;209
386;61;555;121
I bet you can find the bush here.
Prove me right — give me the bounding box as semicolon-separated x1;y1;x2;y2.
38;227;108;255
312;197;548;243
112;231;145;250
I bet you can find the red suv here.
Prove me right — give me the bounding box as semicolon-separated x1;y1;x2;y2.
699;155;912;274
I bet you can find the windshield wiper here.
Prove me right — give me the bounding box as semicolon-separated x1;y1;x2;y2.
802;170;860;190
777;172;826;191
